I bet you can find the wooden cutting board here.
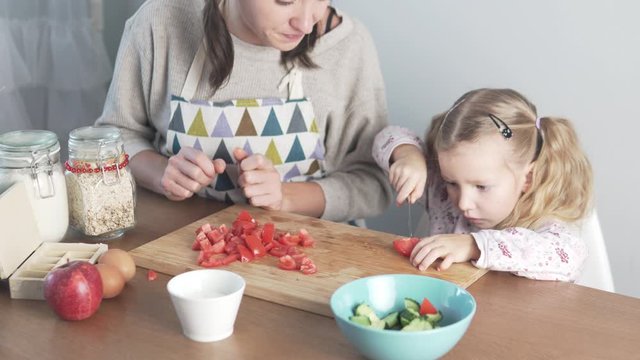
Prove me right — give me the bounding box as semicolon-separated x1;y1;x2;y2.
129;204;488;317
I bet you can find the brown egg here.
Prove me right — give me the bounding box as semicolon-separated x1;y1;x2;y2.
98;249;136;282
95;263;126;299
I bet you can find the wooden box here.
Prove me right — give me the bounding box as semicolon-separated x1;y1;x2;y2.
0;182;107;300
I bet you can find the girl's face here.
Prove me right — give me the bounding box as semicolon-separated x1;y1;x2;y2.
438;134;533;229
225;0;330;51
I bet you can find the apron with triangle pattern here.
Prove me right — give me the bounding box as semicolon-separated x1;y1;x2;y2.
165;40;325;204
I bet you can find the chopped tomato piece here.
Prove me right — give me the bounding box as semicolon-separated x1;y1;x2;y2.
147;269;158;281
245;234;267;257
222;253;240;265
393;237;420;257
206;229;224;243
299;258;317;275
224;240;239;255
237;244;254;263
269;245;289;257
299;228;315;247
263;242;274;252
195;223;212;235
200;254;225;268
277;255;298;270
235;210;256;223
211;239;226;254
419;297;438;315
262;223;275;244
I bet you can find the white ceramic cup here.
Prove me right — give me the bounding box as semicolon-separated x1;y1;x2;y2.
167;269;245;342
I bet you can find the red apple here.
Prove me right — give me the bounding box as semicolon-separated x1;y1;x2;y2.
43;260;103;321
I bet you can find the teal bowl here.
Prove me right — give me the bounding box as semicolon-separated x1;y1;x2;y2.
330;274;476;360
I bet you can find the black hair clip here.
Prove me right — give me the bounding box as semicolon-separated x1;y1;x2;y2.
488;114;512;139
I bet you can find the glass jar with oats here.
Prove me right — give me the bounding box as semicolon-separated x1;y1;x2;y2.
65;126;135;239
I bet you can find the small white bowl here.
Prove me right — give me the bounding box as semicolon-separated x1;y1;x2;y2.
167;269;245;342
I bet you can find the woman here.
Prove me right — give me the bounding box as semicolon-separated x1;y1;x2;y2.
97;0;391;223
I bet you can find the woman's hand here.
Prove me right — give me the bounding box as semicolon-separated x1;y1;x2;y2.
389;144;427;205
409;234;480;271
160;147;226;201
233;148;284;210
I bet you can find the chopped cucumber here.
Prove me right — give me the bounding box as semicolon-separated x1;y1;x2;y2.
424;310;443;325
348;297;443;332
404;298;420;312
349;315;371;326
401;317;433;332
354;303;380;323
399;309;418;327
382;311;399;329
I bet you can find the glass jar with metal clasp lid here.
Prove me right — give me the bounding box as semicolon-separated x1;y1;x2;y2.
0;130;69;242
65;126;136;240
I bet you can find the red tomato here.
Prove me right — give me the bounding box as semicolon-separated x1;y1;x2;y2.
419;297;438;315
299;258;317;275
195;223;212;235
147;269;158;281
237;244;254;263
392;237;420;257
211;239;226;254
245;234;267;257
278;255;297;270
235;210;256;223
206;229;224;243
262;223;275;244
222;253;240;265
299;228;315;247
269;245;289;257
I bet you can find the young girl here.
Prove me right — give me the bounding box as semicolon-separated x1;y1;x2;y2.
372;88;593;281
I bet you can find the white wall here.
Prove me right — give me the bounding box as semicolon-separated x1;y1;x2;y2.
103;0;640;298
336;0;640;298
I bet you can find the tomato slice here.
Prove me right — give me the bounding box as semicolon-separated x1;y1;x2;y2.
235;210;256;223
269;245;289;257
262;223;275;244
237;244;254;263
245;234;267;257
392;237;420;257
299;228;315;247
419;297;438;315
210;239;226;254
299;258;317;275
277;255;298;270
222;253;240;265
147;269;158;281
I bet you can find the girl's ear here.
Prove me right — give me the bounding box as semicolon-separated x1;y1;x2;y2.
522;162;535;193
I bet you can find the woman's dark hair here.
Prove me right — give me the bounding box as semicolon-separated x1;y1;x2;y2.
202;0;319;92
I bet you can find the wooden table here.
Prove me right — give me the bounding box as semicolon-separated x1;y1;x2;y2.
1;188;639;359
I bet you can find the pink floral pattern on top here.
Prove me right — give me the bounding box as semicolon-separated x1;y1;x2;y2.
372;126;588;282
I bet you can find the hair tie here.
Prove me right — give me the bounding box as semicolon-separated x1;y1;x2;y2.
535;117;543;130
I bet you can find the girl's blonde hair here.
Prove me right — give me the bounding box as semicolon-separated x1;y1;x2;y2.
425;88;593;229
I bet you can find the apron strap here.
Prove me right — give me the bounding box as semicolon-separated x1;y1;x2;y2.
181;39;207;100
278;66;305;100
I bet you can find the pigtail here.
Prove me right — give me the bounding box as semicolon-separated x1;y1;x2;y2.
510;117;593;228
424;112;446;186
203;0;234;92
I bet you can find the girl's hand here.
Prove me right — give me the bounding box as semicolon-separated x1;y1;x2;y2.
234;148;283;210
160;147;226;201
389;144;427;205
409;234;480;271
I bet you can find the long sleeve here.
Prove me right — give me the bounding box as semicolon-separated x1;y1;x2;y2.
372;126;424;172
472;221;588;281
